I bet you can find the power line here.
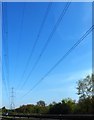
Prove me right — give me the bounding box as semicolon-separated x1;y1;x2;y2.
22;25;94;97
2;66;10;106
21;2;71;90
19;2;52;89
3;2;10;90
13;3;26;87
1;59;10;106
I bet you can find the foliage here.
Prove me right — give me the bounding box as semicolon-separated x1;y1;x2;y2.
77;74;94;99
76;74;94;113
3;74;94;115
15;104;48;114
2;107;8;114
37;100;46;107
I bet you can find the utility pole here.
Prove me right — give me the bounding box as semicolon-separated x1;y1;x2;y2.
10;87;15;110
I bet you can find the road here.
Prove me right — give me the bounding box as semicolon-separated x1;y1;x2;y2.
2;114;94;120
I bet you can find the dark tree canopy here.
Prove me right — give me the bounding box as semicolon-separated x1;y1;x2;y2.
37;100;46;107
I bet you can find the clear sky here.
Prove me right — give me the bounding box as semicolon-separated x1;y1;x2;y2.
0;2;2;109
2;2;92;108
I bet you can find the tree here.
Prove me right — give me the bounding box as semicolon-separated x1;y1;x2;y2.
37;100;46;107
48;98;76;114
48;102;63;114
2;107;7;114
92;74;94;96
62;98;76;113
77;75;93;99
76;74;94;114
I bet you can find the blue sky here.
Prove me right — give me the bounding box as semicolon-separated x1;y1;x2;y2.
0;2;2;108
2;2;92;108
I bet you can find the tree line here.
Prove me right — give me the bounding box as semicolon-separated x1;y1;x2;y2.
2;74;94;114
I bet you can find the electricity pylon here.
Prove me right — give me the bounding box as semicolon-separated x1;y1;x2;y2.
10;87;15;110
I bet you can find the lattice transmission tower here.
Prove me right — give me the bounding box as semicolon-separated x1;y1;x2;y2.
10;87;15;110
